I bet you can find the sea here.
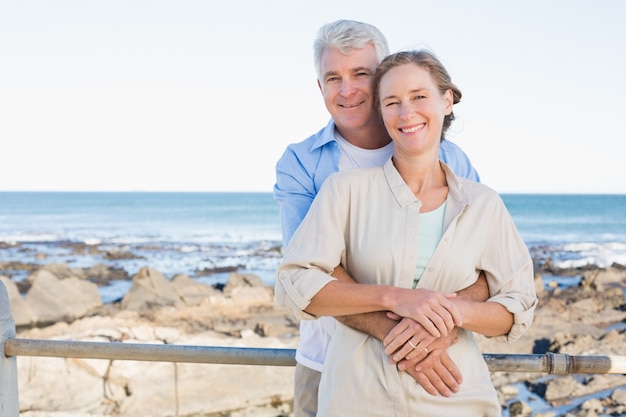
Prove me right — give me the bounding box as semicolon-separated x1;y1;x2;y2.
1;192;626;304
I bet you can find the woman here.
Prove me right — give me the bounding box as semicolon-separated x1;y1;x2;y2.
275;50;537;417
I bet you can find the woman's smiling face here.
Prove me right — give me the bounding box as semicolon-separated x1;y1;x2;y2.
378;63;453;156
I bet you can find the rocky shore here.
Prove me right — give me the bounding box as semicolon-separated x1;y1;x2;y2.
2;258;626;417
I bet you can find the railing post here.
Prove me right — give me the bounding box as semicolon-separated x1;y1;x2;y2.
0;281;19;417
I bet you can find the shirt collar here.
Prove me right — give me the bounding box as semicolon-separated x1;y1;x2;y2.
309;119;339;152
382;158;472;208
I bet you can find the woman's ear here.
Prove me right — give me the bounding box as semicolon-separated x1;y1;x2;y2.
444;89;454;115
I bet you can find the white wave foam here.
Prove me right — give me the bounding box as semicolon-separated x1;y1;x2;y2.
555;257;599;269
0;233;62;243
178;245;199;253
556;241;626;268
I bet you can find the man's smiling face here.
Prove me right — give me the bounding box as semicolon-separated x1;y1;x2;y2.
318;43;379;138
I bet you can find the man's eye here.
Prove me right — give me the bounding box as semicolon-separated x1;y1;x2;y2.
326;77;339;83
384;101;399;107
356;72;370;77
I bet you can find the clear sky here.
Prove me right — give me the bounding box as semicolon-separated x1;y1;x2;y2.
1;1;625;194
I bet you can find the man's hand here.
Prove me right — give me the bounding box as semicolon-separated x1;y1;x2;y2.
384;272;490;363
401;341;462;397
382;312;461;396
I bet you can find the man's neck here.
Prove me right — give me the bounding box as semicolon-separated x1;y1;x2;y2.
337;122;391;150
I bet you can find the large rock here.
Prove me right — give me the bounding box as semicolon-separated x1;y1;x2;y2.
16;353;108;413
39;262;85;280
112;332;294;417
0;276;36;327
581;268;626;292
222;272;274;309
171;274;220;306
24;269;102;325
121;267;184;311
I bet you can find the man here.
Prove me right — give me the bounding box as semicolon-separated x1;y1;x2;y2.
274;19;488;417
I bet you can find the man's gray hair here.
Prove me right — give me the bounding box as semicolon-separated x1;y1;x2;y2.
313;19;389;81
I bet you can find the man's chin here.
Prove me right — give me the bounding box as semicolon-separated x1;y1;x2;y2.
334;116;370;132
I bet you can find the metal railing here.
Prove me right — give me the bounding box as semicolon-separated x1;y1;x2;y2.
3;281;626;417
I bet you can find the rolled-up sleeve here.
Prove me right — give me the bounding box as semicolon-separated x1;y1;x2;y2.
481;196;538;343
274;174;347;320
275;266;336;320
488;260;538;342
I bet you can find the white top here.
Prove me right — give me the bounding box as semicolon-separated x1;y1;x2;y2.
335;131;394;171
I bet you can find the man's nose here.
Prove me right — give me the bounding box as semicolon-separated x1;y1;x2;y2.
340;79;357;96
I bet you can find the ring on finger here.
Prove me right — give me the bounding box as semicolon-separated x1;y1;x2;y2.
424;347;429;354
407;340;417;349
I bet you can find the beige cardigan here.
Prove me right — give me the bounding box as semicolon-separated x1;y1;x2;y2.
276;159;537;417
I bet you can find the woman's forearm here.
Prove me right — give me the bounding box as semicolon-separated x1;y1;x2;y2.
304;280;391;317
452;299;514;337
306;281;461;338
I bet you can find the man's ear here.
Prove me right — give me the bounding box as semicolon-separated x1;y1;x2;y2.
317;79;323;94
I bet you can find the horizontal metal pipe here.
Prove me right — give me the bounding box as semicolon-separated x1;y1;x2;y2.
5;338;626;374
484;352;626;374
4;338;296;366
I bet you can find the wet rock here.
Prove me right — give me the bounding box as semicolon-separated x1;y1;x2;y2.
196;265;242;276
508;399;533;417
104;249;143;260
542;375;582;403
84;263;130;285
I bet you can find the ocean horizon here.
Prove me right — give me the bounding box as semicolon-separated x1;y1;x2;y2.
2;191;626;302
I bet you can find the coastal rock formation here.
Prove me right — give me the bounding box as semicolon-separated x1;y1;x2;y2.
4;268;297;417
121;267;186;311
1;270;102;327
2;263;626;416
15;318;296;417
0;276;35;326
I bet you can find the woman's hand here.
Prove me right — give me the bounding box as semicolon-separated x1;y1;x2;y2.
383;313;436;362
388;288;462;338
